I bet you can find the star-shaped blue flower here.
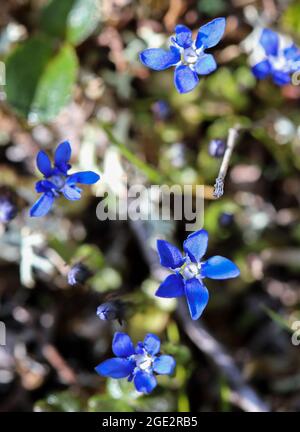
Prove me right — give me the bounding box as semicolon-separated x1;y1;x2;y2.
251;28;300;86
95;332;175;394
30;141;100;217
139;18;226;93
155;229;240;320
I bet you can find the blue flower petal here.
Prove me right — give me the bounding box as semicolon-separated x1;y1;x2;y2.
272;70;291;86
289;60;300;73
139;46;180;71
194;54;217;75
251;60;271;79
196;17;226;49
62;184;82;201
35;180;56;193
260;28;279;56
67;171;100;185
157;239;184;269
134;370;157;394
112;332;135;358
202;255;240;279
174;65;199;93
174;25;193;48
143;333;160;355
284;44;299;60
30;193;55;217
135;342;144;355
95;358;134;378
185;278;209;320
54;141;72;170
36;151;52;177
155;274;185;298
183;229;208;263
153;355;176;375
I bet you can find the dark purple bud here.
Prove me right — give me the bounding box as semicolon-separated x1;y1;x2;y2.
0;196;17;223
151;100;170;120
97;300;125;325
67;263;91;286
208;139;226;158
219;212;234;227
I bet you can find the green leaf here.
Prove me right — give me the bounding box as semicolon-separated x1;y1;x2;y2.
6;37;78;123
6;36;53;120
40;0;101;45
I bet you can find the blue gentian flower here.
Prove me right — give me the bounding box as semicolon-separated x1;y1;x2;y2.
251;28;300;86
155;229;240;320
139;18;226;93
0;196;17;223
95;332;176;394
30;141;100;217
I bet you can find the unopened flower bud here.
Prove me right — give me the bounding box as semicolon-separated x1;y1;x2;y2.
67;263;91;286
208;139;226;158
0;196;17;223
97;300;125;325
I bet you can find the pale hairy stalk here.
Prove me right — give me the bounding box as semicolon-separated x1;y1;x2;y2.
213;127;241;199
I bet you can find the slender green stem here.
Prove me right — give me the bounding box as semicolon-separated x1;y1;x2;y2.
101;124;166;184
261;304;293;334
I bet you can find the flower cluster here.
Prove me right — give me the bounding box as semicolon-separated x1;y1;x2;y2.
95;332;175;394
140;18;226;93
30;141;100;217
250;28;300;86
155;229;240;320
28;18;244;397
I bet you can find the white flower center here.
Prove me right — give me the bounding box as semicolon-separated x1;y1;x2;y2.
183;47;198;65
135;353;153;371
49;174;65;190
182;262;199;280
270;54;286;70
